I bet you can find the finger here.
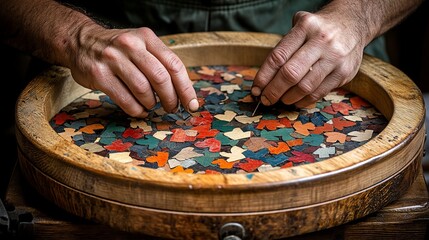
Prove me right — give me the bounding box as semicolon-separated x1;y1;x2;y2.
127;30;178;113
280;59;335;105
296;53;361;108
252;26;307;97
134;52;177;112
259;40;322;106
109;56;157;111
294;70;347;108
145;31;199;112
94;71;148;118
149;52;198;112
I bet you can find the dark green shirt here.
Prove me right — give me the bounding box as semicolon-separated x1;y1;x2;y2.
63;0;389;61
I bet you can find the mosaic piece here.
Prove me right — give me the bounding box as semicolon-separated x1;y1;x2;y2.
50;65;388;174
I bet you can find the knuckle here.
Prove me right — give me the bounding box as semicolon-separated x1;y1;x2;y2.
165;54;185;76
279;65;300;84
322;35;353;59
294;11;306;19
151;68;171;86
101;46;119;61
334;66;351;81
297;13;318;29
113;33;136;49
296;82;313;95
138;27;156;36
269;48;290;66
86;64;100;78
331;44;350;59
133;80;153;96
84;63;115;90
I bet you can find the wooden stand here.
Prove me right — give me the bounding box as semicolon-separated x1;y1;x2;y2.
4;164;429;239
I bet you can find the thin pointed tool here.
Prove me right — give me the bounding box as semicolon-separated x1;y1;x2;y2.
251;100;261;117
177;102;184;119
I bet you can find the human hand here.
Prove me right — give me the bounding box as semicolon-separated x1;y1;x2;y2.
252;10;366;108
68;25;199;118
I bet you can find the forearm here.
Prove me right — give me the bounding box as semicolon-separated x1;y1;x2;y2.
0;0;102;67
320;0;423;46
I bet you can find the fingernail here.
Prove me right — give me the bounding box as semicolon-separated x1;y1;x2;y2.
251;87;261;96
261;95;271;106
187;98;199;112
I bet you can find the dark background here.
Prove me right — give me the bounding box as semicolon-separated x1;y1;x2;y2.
1;1;429;199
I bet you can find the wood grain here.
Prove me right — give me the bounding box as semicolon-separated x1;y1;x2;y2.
14;32;426;238
6;164;428;240
16;144;423;239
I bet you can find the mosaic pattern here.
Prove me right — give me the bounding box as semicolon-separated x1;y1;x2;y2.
50;65;388;174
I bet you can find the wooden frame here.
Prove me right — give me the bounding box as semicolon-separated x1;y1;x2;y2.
15;32;426;239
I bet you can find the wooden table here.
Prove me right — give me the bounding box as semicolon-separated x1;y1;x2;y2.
3;163;429;240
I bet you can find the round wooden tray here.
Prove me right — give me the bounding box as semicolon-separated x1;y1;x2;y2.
15;32;426;239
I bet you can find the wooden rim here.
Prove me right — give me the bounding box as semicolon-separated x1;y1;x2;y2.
15;32;426;214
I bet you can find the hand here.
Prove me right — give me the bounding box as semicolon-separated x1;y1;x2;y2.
68;25;199;118
252;10;365;108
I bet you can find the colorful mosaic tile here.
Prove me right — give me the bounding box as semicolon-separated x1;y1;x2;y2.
50;65;388;174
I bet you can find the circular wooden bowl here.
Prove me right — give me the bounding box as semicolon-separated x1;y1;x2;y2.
15;32;426;239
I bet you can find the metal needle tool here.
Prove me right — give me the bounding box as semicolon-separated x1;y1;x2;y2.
177;102;184;119
251;100;261;117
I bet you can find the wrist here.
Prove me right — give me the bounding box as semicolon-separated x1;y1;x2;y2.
54;9;105;69
317;1;378;49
